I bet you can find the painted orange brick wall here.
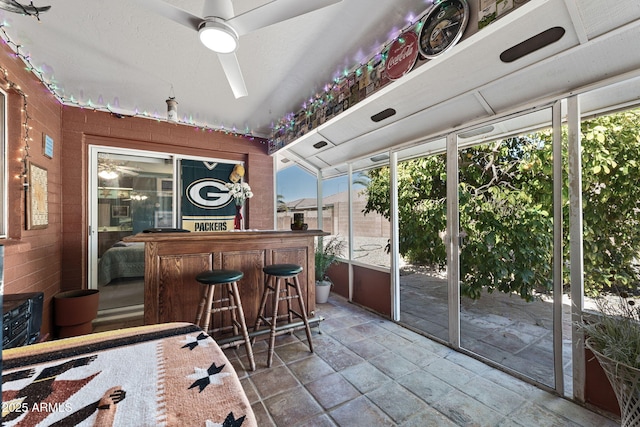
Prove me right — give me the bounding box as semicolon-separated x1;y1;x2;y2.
1;42;63;338
0;40;275;338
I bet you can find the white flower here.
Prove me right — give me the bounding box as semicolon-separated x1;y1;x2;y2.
226;181;254;205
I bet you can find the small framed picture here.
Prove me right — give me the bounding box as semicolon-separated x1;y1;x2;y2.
43;134;54;158
111;205;130;218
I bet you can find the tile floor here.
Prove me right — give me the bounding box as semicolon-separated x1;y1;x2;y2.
93;294;618;427
219;294;618;427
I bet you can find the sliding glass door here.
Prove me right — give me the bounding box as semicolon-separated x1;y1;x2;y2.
456;109;560;389
89;147;174;317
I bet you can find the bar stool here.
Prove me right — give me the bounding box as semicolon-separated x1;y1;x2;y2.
254;263;314;367
195;269;256;371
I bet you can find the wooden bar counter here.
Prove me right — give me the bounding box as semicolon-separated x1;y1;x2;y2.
124;230;326;328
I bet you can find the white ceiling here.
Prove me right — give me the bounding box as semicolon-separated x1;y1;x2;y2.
0;0;432;137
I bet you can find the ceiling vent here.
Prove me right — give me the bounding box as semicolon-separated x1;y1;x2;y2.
313;141;328;149
371;108;396;122
500;27;565;63
459;125;495;139
370;153;390;162
281;158;291;163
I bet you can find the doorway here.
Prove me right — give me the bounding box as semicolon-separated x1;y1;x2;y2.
89;147;174;320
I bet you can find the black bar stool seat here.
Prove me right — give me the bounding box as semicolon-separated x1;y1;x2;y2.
196;269;244;284
195;269;255;371
263;263;303;277
254;263;314;367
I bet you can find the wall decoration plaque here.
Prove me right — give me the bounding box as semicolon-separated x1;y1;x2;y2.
386;30;419;80
27;162;48;229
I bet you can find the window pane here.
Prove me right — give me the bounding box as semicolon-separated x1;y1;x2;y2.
351;168;390;268
276;165;317;231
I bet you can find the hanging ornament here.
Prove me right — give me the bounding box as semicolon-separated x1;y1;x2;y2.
166;97;178;122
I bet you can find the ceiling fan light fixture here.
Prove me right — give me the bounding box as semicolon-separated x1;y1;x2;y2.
199;19;238;54
98;170;118;180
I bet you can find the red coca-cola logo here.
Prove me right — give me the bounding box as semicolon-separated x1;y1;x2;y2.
386;30;419;80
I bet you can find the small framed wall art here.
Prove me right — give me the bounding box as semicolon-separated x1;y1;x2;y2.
111;205;130;218
43;134;54;158
27;161;48;229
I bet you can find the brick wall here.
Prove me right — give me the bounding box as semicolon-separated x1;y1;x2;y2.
1;42;63;337
0;41;274;338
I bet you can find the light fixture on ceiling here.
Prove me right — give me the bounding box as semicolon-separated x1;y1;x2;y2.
98;157;121;180
98;169;118;180
131;192;148;201
166;97;178;122
199;19;238;54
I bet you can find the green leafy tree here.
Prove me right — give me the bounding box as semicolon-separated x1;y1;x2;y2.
363;108;640;300
578;110;640;294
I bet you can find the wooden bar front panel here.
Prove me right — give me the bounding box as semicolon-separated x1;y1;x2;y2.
126;231;324;329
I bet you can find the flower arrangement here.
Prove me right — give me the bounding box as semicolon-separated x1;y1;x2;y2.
226;182;253;206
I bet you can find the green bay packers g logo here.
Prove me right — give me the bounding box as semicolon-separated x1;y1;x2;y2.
186;178;232;209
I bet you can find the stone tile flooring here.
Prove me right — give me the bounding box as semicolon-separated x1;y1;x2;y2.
398;269;574;395
221;294;618;427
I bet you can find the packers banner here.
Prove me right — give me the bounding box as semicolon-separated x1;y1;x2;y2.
180;159;238;232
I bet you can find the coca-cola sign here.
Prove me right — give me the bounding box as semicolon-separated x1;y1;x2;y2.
386;30;419;80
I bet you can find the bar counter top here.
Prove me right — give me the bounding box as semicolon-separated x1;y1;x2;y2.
124;229;326;242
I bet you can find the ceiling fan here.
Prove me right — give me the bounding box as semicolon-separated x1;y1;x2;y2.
137;0;342;98
0;1;50;19
98;159;142;180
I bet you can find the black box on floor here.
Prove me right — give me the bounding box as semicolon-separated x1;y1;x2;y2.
3;292;44;349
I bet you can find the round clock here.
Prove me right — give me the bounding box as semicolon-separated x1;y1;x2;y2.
418;0;470;59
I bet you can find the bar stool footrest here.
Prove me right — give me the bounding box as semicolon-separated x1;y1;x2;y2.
222;316;324;347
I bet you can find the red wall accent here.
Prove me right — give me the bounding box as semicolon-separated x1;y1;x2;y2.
327;262;391;318
585;347;620;416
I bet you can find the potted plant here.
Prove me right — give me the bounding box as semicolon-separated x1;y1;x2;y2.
578;291;640;426
314;236;346;304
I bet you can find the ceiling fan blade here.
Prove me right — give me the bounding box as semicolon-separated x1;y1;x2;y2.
228;0;342;36
217;53;248;98
134;0;201;31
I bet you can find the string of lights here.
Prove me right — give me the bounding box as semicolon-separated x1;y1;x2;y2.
0;61;31;189
0;24;263;143
271;11;427;139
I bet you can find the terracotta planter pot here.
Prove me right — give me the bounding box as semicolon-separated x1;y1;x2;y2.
54;289;100;338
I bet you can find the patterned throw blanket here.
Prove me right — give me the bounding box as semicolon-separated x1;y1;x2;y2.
2;323;256;426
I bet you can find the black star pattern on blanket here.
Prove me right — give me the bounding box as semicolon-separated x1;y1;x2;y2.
181;332;210;351
187;362;231;393
222;411;246;426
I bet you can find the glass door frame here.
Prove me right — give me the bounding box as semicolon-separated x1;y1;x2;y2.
88;145;176;296
448;103;565;394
